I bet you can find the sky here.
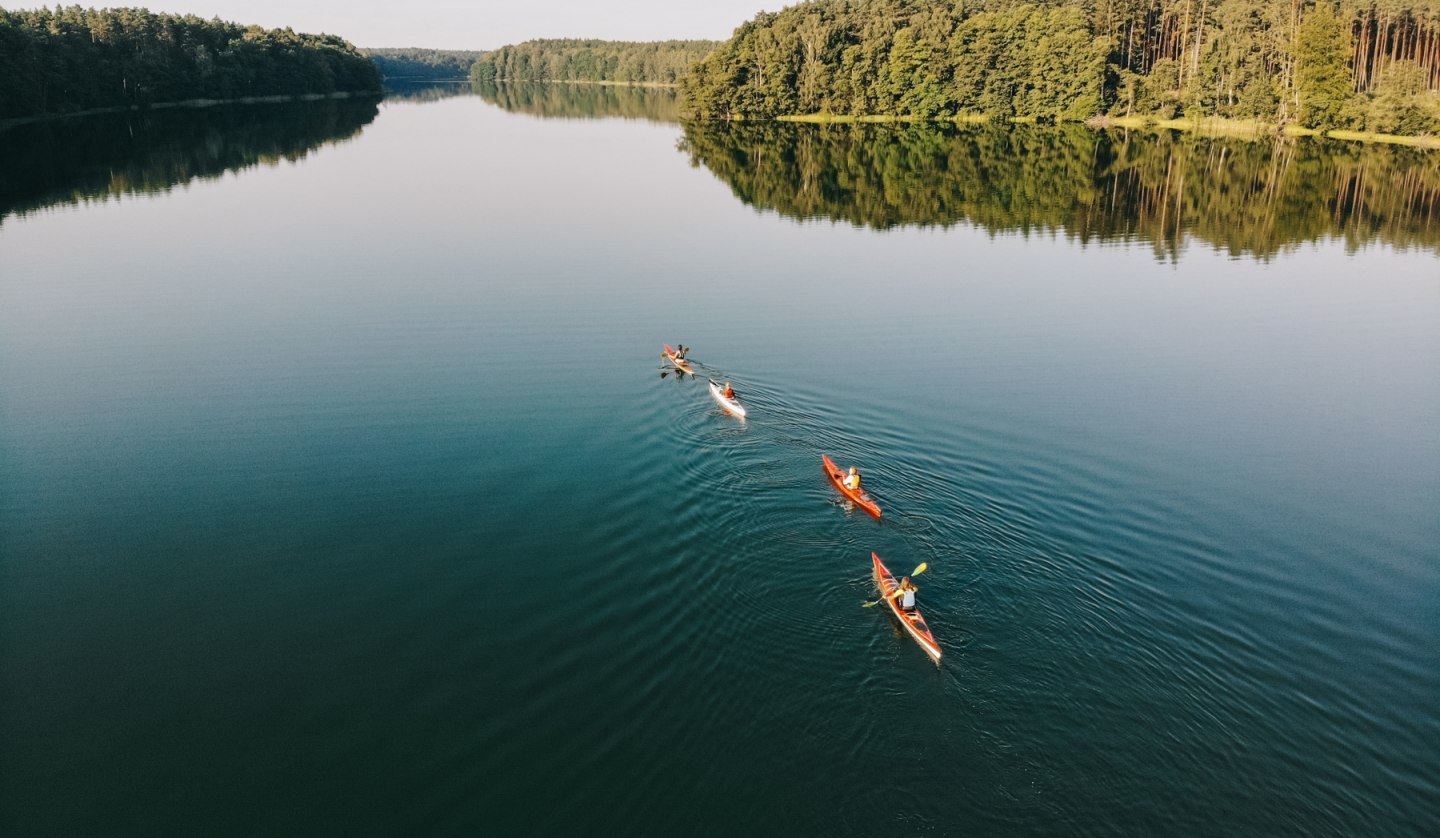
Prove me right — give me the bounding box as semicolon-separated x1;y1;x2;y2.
138;1;779;50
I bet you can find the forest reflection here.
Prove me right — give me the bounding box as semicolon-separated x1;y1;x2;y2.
471;81;681;124
0;97;379;226
679;121;1440;259
382;80;471;103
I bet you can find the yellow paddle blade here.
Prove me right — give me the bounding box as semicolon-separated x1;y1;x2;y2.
911;562;929;577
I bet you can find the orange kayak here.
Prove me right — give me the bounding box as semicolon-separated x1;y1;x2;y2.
662;343;693;374
822;454;881;518
873;552;942;664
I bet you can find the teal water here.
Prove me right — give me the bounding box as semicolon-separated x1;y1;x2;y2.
2;88;1437;836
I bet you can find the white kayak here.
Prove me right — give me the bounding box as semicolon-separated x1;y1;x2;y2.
708;379;747;419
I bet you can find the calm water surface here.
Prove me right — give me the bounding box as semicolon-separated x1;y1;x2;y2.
2;87;1437;836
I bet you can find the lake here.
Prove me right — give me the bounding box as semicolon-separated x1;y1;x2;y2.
1;84;1437;836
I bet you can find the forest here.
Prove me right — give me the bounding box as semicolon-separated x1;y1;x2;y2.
470;39;721;85
0;7;381;120
678;120;1440;255
681;0;1440;134
364;48;484;83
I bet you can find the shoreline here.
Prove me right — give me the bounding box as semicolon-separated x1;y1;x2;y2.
1092;114;1440;148
0;90;381;132
762;111;1440;148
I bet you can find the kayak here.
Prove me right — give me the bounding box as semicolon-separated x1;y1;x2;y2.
708;379;747;419
872;552;942;664
663;343;693;374
821;454;881;518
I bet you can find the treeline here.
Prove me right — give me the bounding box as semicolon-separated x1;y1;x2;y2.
681;0;1440;133
678;121;1440;257
470;39;720;85
365;48;484;83
472;81;682;123
1;98;378;225
0;6;381;121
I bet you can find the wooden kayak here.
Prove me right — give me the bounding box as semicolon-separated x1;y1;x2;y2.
872;552;942;664
708;379;747;419
662;343;693;374
821;453;881;518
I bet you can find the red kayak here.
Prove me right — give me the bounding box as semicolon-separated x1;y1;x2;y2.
872;552;942;664
822;454;881;518
662;343;693;374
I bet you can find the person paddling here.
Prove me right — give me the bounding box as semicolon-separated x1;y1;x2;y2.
723;381;735;400
843;466;861;491
892;576;918;610
862;560;928;611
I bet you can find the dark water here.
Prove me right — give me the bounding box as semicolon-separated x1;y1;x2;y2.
2;87;1437;836
0;98;380;225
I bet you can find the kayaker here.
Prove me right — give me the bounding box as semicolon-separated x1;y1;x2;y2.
723;381;735;399
893;576;918;610
843;466;861;491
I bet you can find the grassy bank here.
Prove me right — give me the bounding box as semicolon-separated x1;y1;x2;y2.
1323;129;1440;148
767;112;1437;148
1092;114;1439;148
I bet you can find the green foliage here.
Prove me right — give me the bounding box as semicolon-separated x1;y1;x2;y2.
1295;5;1356;129
1199;0;1280;118
1364;61;1440;135
0;7;380;120
469;39;720;85
1144;59;1183;119
685;1;1116;121
364;48;483;83
680;0;1440;135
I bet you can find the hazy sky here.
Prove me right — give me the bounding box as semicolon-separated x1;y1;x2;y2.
140;2;777;49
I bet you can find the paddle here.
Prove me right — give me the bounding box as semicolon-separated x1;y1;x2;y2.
862;562;928;607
